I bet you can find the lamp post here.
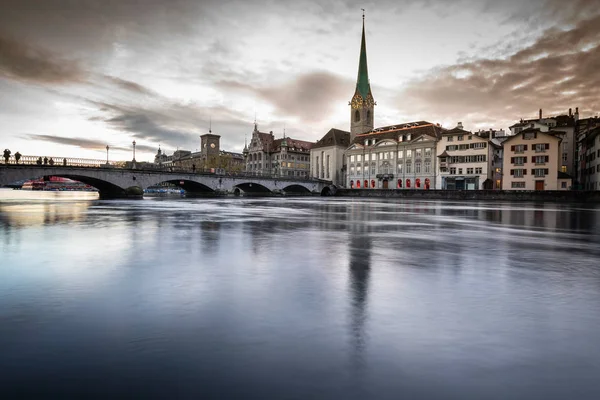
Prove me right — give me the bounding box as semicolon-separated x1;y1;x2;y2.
132;140;136;162
106;145;109;165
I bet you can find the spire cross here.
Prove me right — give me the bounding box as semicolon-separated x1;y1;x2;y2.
362;8;365;20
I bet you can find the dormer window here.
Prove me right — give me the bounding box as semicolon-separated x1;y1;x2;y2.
406;134;411;141
398;136;403;142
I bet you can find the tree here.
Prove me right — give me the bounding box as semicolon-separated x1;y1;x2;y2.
3;149;11;164
14;152;21;164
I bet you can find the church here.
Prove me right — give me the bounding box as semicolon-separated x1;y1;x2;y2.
310;15;444;189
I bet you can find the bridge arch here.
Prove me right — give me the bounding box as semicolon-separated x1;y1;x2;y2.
150;179;215;194
234;182;272;195
282;184;312;195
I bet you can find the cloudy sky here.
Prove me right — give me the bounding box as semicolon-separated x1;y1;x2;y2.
1;0;599;161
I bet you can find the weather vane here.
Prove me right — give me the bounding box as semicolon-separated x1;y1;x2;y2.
362;8;365;19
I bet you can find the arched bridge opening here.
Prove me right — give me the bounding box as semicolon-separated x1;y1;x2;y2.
158;179;215;195
235;182;272;196
283;184;312;195
10;173;128;199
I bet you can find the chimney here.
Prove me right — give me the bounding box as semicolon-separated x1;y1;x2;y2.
539;108;542;120
575;107;579;115
569;108;572;117
457;122;463;129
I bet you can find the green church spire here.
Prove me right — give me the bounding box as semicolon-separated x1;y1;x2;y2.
355;13;371;100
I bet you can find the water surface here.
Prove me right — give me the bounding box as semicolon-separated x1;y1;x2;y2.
1;189;600;399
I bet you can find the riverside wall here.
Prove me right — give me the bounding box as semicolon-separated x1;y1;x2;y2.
334;189;600;203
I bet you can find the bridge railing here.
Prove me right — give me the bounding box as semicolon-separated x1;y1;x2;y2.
2;155;117;168
1;156;326;183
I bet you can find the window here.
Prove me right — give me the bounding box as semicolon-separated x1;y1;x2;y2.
367;110;371;122
468;135;472;140
459;144;469;150
535;143;549;153
533;168;548;177
512;156;526;165
424;161;431;173
450;167;456;174
398;135;403;142
350;155;355;162
535;155;549;164
512;182;526;188
446;145;458;151
415;163;421;174
448;136;453;142
354;110;360;122
356;165;362;174
406;149;412;159
350;166;355;175
561;182;567;189
357;154;362;162
562;153;568;162
397;163;403;174
371;163;376;175
467;168;474;174
415;149;422;159
562;166;567;173
513;169;524;177
458;135;464;141
471;142;486;149
406;163;412;174
475;167;482;174
513;144;526;153
458;168;463;174
397;151;403;159
425;148;432;158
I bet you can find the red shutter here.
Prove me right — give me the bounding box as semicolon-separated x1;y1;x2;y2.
545;168;549;174
524;145;528;151
545;143;550;150
511;145;515;151
523;169;527;175
511;157;515;163
510;169;514;175
545;155;549;162
524;156;527;163
531;169;535;175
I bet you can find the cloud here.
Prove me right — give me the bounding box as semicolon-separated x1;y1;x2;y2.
396;13;600;128
26;134;154;153
0;31;85;84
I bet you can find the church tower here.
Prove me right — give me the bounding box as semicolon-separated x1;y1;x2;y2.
349;13;375;141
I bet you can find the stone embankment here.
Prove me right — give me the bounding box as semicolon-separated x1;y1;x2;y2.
334;189;600;203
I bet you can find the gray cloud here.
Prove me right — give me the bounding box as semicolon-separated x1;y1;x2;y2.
0;31;85;84
26;134;154;153
397;13;600;127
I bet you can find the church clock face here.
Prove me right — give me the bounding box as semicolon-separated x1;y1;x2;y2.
351;94;363;109
210;143;215;148
365;92;375;107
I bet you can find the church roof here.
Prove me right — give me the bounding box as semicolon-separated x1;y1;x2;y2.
355;18;372;100
312;128;351;149
352;121;445;144
272;137;313;152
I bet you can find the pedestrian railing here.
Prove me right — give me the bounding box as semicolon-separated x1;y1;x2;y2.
1;155;324;183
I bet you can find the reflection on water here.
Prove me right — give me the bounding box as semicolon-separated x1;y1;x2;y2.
2;188;600;399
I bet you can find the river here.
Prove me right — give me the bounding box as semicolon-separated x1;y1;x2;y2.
1;189;600;399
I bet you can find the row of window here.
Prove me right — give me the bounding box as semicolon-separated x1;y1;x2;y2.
511;156;549;165
447;135;473;142
442;155;487;163
582;165;600;175
349;161;433;176
350;178;431;189
349;148;433;162
510;143;550;153
510;168;550;177
446;167;483;175
445;143;487;151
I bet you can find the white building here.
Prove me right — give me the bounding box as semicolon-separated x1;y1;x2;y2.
436;124;499;190
310;128;350;186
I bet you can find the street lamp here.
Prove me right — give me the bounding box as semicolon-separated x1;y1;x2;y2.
106;145;109;165
132;140;136;162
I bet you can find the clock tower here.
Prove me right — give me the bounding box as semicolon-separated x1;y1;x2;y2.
349;14;375;142
200;131;220;158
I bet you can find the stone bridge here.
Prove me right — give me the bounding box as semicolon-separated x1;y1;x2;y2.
0;165;334;198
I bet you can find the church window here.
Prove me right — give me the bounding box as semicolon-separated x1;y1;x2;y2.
355;110;360;122
367;110;371;121
364;180;368;188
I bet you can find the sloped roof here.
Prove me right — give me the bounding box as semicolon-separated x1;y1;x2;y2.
313;128;351;149
558;171;572;179
352;121;444;144
272;137;314;152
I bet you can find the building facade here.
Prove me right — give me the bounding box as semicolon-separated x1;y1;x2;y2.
346;122;441;189
502;129;569;190
310;128;350;185
243;124;313;178
436;124;498;190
